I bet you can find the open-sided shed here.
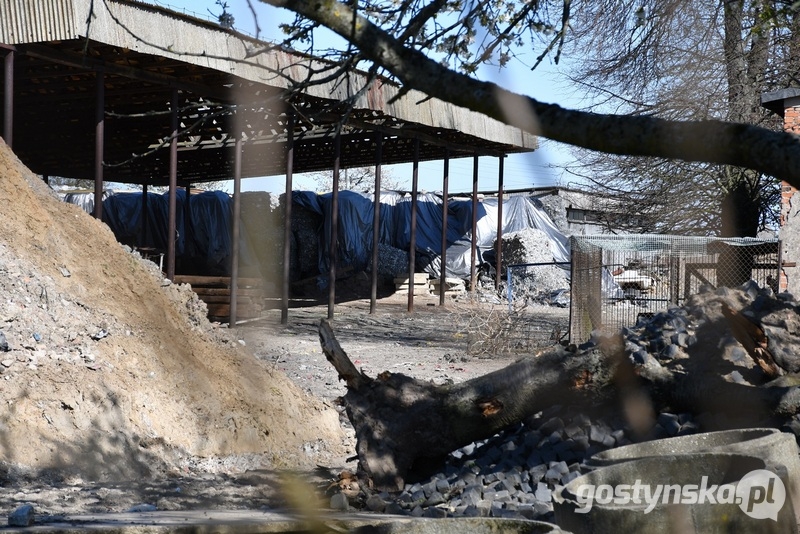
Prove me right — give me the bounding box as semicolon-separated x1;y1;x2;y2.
0;0;538;322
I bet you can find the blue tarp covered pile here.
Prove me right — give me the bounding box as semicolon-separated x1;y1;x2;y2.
293;190;570;281
101;190;259;277
69;188;569;283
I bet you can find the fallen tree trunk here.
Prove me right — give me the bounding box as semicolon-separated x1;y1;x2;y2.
319;319;615;489
318;287;800;491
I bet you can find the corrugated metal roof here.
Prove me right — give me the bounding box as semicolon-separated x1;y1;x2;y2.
64;0;536;150
0;0;537;184
0;0;77;44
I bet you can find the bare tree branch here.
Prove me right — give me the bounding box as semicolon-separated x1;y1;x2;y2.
260;0;800;190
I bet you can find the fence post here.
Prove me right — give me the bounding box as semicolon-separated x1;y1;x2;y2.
507;265;513;314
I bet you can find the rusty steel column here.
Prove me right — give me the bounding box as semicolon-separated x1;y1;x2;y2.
94;69;104;220
184;184;192;249
281;112;295;324
439;149;450;306
370;133;383;314
167;90;178;281
3;49;13;149
229;134;242;327
327;132;341;320
470;155;479;292
495;156;505;291
141;184;149;247
408;139;420;313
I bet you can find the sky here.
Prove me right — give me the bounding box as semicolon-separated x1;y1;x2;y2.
140;0;582;194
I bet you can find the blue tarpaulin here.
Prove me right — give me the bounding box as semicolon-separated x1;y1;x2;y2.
91;188;569;280
293;190;570;279
101;190;258;276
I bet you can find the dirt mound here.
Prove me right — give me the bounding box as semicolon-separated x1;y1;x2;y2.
0;140;345;481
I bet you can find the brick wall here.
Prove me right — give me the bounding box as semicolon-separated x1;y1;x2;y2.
781;105;800;292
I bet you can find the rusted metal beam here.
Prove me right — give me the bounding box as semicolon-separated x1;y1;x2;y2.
141;184;149;247
94;69;105;220
328;131;341;320
19;44;234;102
495;156;505;291
408;138;420;313
345;117;507;157
3;50;13;149
167;90;178;281
370;133;383;314
439;149;450;306
281;112;295;324
230;134;242;327
470;155;479;292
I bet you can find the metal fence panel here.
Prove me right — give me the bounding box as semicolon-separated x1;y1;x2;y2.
569;235;780;343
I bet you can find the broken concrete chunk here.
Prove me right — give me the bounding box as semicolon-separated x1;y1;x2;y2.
126;503;157;513
91;330;108;341
8;504;34;527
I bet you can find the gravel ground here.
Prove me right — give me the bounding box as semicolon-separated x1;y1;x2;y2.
8;281;800;529
239;283;800;524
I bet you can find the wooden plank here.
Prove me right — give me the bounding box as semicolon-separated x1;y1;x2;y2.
206;303;262;318
394;273;429;284
394;284;431;292
430;278;465;287
173;275;264;287
191;287;264;297
199;295;257;304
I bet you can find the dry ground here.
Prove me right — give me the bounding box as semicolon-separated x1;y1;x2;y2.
0;136;570;520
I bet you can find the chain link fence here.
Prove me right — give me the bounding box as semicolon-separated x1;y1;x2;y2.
569;235;781;344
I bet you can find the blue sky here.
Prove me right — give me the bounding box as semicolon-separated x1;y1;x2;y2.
141;0;581;194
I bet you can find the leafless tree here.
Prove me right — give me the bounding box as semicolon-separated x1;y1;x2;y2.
309;166;405;193
554;1;796;236
244;0;800;199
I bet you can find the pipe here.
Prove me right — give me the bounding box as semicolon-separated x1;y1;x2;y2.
167;90;178;281
370;133;383;314
439;150;450;306
230;134;242;327
408;139;420;312
3;50;13;148
142;183;149;247
281;112;295;324
470;155;479;292
94;69;104;220
328;132;341;320
495;156;505;291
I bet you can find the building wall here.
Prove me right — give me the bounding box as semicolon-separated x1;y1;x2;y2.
531;188;624;236
780;101;800;295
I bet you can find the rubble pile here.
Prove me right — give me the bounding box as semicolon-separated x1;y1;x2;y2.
346;407;697;521
0;139;346;485
372;243;409;279
290;205;322;282
337;283;800;522
496;229;569;305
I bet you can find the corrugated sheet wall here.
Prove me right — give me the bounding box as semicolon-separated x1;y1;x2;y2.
0;0;77;45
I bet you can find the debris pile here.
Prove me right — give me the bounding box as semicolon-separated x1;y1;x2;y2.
496;228;569;305
340;406;697;521
373;243;409;280
290;204;322;282
330;283;800;522
0;140;346;482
